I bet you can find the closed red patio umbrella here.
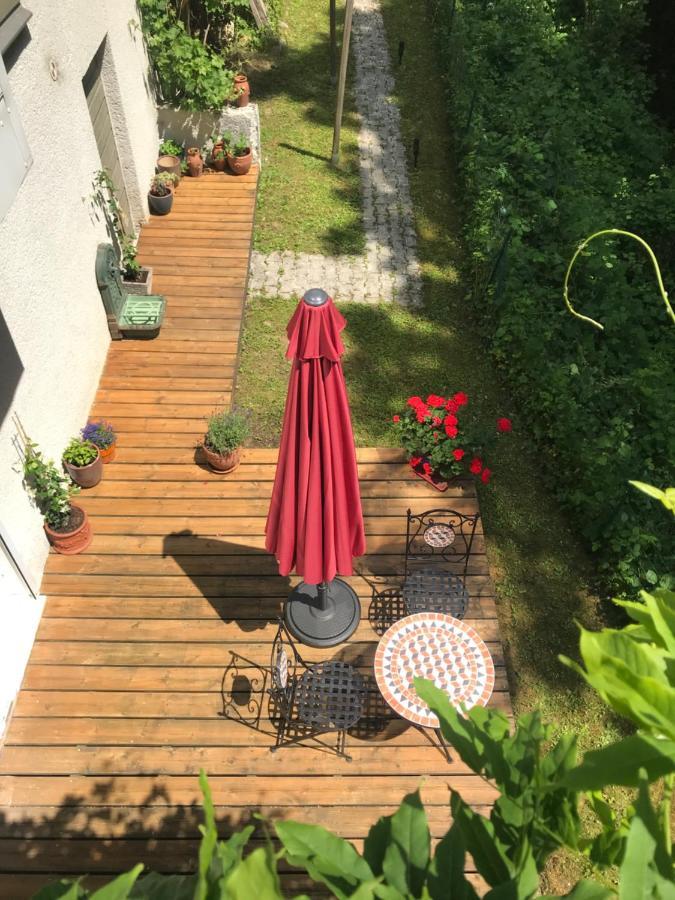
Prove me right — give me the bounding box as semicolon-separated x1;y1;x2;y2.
265;288;366;647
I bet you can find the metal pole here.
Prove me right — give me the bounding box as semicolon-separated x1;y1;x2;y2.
317;582;329;610
329;0;337;85
331;0;355;166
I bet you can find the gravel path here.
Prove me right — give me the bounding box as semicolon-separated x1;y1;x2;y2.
248;0;421;305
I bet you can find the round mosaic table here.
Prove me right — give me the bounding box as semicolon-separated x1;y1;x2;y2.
374;612;495;729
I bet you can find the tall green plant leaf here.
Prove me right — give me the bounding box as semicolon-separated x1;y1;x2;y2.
275;820;374;899
381;789;430;897
563;733;675;789
89;866;144;900
619;771;674;898
427;823;479;900
224;847;287;900
129;872;196;899
32;882;86;900
450;793;514;887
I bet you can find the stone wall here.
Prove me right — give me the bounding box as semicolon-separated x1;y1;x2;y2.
157;104;262;167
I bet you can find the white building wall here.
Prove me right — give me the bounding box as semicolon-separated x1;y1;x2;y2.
0;2;158;596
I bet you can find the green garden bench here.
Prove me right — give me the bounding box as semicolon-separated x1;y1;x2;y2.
95;243;166;340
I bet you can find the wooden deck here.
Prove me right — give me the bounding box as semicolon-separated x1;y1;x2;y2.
0;170;511;897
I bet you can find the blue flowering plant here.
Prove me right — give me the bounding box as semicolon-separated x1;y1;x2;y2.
81;420;116;451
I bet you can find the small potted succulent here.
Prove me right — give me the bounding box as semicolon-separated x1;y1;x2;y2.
23;438;92;555
148;172;177;215
82;420;117;464
156;138;183;178
187;146;204;177
391;391;513;491
62;437;103;488
227;134;252;176
202;408;249;474
121;237;153;296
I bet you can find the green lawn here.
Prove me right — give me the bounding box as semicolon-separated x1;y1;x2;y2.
248;0;364;255
237;0;622;891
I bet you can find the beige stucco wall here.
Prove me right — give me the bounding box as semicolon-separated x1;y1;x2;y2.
0;1;158;591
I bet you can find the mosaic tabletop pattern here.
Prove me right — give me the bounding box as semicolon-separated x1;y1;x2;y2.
374;612;495;728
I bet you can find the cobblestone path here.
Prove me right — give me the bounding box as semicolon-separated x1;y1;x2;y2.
248;0;421;305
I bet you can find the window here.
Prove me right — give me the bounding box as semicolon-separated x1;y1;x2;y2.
0;35;31;221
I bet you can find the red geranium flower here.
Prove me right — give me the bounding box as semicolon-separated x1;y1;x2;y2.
453;448;465;461
409;456;422;468
426;394;446;407
481;467;492;484
422;462;432;476
392;415;400;423
407;396;424;409
497;417;512;433
445;424;458;439
433;416;442;426
453;391;468;407
445;398;459;414
469;457;482;475
416;407;428;423
443;413;458;427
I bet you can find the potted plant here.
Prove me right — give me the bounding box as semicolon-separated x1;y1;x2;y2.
62;437;103;488
148;172;177;215
82;420;117;464
23;439;92;555
120;237;153;296
233;73;250;107
202;409;249;474
391;392;513;491
227;135;252;176
187;146;203;177
212;147;227;171
157;138;183;178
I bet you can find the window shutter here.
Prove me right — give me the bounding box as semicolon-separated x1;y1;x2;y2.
0;2;31;54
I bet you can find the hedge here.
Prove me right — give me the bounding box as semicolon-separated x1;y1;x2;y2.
430;0;675;592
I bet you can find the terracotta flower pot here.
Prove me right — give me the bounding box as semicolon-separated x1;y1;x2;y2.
63;449;103;488
409;456;449;492
234;73;250;107
99;443;116;464
187;149;203;177
202;444;241;474
157;154;181;177
227;149;252;176
212;154;227;171
44;504;93;555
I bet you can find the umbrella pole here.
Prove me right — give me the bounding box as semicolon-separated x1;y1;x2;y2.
317;581;329;610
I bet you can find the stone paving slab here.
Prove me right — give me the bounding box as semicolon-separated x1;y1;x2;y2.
249;0;421;305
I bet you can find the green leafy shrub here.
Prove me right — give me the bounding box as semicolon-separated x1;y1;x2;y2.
138;0;236;110
62;438;98;468
430;0;675;593
158;137;183;157
205;409;249;455
22;439;77;529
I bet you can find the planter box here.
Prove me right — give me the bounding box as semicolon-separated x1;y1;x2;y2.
123;266;153;296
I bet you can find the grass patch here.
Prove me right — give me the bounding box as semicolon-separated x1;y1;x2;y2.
248;0;364;256
237;1;624;891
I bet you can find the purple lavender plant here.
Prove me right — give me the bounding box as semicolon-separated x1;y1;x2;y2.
81;420;116;450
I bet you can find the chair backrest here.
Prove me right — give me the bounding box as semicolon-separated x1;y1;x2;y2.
270;619;301;705
405;507;480;579
95;242;125;320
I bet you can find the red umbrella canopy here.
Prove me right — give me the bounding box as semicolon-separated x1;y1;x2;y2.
265;293;366;585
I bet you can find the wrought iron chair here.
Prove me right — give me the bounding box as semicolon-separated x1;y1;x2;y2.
402;507;480;619
269;619;366;760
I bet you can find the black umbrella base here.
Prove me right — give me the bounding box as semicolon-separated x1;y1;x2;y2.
284;578;361;648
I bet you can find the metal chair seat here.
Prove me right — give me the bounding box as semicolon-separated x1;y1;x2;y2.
295;661;366;731
403;567;469;619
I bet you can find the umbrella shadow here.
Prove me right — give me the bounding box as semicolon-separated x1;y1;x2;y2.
162;530;291;633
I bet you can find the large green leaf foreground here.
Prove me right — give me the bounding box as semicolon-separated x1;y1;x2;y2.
31;488;675;897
